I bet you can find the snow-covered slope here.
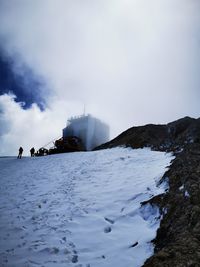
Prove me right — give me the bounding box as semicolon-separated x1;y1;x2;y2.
0;148;173;267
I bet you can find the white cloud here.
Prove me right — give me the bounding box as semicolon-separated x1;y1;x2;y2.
0;0;200;155
0;93;84;156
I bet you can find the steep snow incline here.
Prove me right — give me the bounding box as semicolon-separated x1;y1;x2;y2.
0;148;173;267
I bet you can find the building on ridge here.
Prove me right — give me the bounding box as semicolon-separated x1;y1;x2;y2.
63;114;109;150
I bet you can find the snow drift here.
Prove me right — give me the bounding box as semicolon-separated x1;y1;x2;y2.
0;148;173;267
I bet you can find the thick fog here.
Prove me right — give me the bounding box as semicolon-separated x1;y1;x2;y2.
0;0;200;155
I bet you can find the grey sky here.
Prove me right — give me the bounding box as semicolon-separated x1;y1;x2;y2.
0;0;200;155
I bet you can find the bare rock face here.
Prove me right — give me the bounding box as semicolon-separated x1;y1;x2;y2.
95;116;200;152
95;117;200;266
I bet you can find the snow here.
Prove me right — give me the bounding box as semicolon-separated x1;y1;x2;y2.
179;185;184;191
0;147;173;267
179;185;190;197
184;190;190;198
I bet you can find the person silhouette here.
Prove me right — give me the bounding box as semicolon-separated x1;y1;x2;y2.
17;147;23;159
30;147;35;157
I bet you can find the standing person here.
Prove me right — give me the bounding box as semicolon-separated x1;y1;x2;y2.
17;147;23;159
30;147;35;157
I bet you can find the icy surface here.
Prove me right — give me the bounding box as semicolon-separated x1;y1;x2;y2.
0;148;173;267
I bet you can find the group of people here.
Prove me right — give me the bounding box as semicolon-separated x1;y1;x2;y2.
17;147;35;159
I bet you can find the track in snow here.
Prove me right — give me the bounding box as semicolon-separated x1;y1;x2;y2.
0;148;173;267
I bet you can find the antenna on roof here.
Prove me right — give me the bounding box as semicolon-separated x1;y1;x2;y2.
83;104;86;116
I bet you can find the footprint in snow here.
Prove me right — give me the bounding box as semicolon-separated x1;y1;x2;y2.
71;254;78;263
104;226;112;233
104;217;115;224
129;241;138;248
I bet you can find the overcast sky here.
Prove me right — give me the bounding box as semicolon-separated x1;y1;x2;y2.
0;0;200;156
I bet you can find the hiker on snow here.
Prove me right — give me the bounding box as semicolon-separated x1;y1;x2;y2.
17;147;23;159
30;147;35;157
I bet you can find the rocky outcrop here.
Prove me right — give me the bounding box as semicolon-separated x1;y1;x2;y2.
95;116;200;266
95;117;200;152
142;143;200;267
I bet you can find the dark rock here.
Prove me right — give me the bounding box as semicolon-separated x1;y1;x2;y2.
143;144;200;266
156;250;170;260
95;117;200;152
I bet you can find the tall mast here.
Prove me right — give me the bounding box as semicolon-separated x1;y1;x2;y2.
83;104;86;116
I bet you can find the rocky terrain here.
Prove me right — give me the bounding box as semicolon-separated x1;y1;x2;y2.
96;116;200;152
96;117;200;266
143;143;200;267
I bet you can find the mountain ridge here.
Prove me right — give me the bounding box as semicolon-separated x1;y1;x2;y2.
95;116;200;152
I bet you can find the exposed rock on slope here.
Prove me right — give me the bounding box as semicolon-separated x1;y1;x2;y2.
95;116;200;152
96;116;200;266
142;143;200;267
